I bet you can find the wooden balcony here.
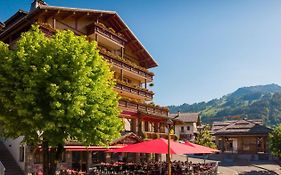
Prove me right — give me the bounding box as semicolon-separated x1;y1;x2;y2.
143;131;178;140
87;22;127;47
119;98;169;117
115;81;154;101
99;48;154;82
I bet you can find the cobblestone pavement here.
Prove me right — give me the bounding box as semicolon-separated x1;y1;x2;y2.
171;155;281;175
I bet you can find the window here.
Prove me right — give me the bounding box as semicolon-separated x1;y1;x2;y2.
187;126;190;131
19;146;24;162
181;126;184;132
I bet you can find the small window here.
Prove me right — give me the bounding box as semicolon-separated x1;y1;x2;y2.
181;126;184;132
19;146;24;162
187;126;190;131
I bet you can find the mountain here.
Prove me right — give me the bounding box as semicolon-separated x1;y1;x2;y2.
168;84;281;126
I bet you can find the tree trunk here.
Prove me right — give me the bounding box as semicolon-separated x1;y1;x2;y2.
42;139;50;175
49;144;64;175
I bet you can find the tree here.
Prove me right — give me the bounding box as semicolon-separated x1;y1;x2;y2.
269;124;281;157
195;125;217;149
0;25;123;175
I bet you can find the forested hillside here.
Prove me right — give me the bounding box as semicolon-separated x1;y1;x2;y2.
169;84;281;126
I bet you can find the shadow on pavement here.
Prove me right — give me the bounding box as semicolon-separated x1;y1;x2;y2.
239;170;278;175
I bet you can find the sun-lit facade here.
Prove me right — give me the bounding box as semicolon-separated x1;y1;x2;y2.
0;1;175;173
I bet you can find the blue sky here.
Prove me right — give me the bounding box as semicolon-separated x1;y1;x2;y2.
1;0;281;106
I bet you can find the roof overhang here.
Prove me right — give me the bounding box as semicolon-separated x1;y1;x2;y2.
1;4;159;68
36;5;158;68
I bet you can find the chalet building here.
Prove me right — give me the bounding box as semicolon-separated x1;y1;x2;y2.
212;119;271;155
0;0;174;173
171;113;200;142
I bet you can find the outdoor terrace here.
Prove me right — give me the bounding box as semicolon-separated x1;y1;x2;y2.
99;47;154;82
119;98;169;117
115;80;154;101
87;22;127;47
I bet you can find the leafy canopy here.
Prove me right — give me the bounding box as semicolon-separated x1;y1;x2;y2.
269;124;281;157
0;25;123;146
195;125;217;149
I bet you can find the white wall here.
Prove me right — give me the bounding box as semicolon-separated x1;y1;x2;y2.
175;122;196;140
3;136;26;171
232;138;238;153
123;118;131;131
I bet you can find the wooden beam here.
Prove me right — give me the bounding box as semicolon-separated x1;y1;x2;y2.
53;17;56;29
36;9;49;19
61;11;76;20
56;19;86;35
127;39;138;46
135;48;145;54
74;12;88;20
48;10;60;19
119;28;128;33
104;14;116;23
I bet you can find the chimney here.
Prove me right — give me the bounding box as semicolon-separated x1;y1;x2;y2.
30;0;48;12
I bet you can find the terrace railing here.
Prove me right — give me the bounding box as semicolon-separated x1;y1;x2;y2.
99;48;154;82
119;98;169;117
87;22;127;46
115;81;154;100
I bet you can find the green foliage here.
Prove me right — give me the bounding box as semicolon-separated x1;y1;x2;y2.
169;84;281;126
269;124;281;157
0;25;123;146
195;125;217;149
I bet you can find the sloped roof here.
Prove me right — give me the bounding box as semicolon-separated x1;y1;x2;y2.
212;119;271;136
169;112;199;123
4;10;28;27
110;132;141;145
1;3;158;68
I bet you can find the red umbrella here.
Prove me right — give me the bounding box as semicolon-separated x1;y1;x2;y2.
108;138;212;154
184;141;219;153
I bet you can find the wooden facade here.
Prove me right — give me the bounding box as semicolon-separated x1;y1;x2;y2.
0;1;172;173
212;119;271;154
0;1;171;140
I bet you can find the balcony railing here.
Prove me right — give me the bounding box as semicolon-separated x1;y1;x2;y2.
115;80;154;100
87;22;127;46
119;98;169;117
99;48;154;81
143;131;177;140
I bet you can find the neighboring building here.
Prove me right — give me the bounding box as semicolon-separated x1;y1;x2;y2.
171;113;200;142
0;0;172;173
212;119;271;154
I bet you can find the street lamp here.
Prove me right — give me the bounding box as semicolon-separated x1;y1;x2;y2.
166;111;180;175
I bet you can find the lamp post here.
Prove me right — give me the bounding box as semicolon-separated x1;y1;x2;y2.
166;111;180;175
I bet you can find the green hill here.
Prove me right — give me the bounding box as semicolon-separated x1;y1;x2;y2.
168;84;281;126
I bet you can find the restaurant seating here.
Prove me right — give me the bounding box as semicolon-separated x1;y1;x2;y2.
56;160;217;175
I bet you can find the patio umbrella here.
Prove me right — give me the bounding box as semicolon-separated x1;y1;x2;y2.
108;138;212;154
184;141;219;153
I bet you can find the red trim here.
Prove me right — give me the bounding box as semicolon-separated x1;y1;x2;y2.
37;145;126;152
142;115;166;122
121;111;137;116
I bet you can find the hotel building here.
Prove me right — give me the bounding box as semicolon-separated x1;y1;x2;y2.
0;1;176;173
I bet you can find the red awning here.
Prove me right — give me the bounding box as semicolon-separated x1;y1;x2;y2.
108;138;212;154
183;141;219;153
65;145;126;151
37;145;126;152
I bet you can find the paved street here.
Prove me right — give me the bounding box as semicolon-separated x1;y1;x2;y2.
221;161;281;175
172;155;281;175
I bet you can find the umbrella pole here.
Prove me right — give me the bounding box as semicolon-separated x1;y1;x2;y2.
168;131;171;175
